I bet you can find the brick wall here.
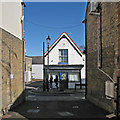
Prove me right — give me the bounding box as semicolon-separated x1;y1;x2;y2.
1;28;24;113
86;2;120;112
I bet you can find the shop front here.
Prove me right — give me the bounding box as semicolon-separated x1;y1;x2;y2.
44;64;84;90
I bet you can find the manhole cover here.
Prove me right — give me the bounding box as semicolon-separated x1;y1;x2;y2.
57;112;74;116
27;109;40;113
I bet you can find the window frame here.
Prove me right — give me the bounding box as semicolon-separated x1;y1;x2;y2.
59;49;68;64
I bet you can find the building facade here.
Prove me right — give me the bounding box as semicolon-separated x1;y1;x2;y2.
0;1;25;116
44;32;85;89
25;56;32;83
31;56;43;81
85;2;120;113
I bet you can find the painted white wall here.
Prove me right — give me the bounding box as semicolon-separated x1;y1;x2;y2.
45;36;86;80
0;1;23;39
32;64;43;80
45;37;84;65
25;71;32;82
81;54;85;81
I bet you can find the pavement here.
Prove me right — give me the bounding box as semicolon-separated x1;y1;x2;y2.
2;81;112;119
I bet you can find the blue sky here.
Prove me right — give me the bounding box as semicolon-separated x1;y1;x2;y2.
24;2;87;56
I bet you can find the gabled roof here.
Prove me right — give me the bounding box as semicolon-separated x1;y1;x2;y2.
44;32;83;57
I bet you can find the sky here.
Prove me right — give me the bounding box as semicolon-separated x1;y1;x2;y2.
24;2;87;56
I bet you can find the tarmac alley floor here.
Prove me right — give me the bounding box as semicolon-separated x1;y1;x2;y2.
2;81;110;119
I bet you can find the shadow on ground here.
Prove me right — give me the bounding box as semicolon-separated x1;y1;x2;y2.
3;81;111;119
11;100;110;119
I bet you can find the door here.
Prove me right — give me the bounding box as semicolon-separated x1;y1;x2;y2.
60;72;68;90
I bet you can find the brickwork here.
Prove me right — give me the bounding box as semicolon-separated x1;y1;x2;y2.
1;28;24;113
86;2;120;112
0;27;2;118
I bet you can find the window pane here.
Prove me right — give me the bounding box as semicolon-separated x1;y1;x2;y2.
64;50;68;55
64;57;68;62
61;57;64;62
61;50;64;55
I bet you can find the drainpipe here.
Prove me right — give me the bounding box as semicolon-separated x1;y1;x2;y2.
82;19;87;98
97;3;115;83
21;2;26;89
97;3;102;69
43;42;45;91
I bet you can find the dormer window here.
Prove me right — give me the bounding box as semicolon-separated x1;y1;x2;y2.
59;49;68;64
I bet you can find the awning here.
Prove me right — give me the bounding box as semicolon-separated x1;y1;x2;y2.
44;64;84;73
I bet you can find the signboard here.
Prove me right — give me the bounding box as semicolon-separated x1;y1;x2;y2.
10;74;14;79
60;72;67;80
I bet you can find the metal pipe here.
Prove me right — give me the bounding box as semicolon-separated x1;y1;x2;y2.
47;44;49;66
43;42;45;91
21;2;26;89
82;19;87;97
99;3;102;68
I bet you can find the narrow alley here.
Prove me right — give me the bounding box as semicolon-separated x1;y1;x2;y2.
1;1;120;120
2;81;109;119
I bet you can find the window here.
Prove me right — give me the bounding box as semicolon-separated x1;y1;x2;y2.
68;73;79;82
28;60;31;67
59;49;68;64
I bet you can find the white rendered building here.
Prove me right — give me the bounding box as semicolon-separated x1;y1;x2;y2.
31;56;43;81
44;32;86;89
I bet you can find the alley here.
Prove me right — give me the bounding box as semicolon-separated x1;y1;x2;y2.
1;1;120;120
2;81;109;119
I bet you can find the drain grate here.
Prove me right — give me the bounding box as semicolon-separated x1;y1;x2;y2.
72;106;79;109
27;95;36;98
57;112;74;116
27;109;40;113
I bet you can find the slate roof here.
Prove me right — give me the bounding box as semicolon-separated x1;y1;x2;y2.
26;56;43;64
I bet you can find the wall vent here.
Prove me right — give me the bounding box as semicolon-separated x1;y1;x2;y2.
89;2;100;15
105;81;114;98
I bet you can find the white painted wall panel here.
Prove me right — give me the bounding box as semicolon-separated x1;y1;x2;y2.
0;2;22;39
81;55;85;80
32;64;43;80
25;71;32;82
